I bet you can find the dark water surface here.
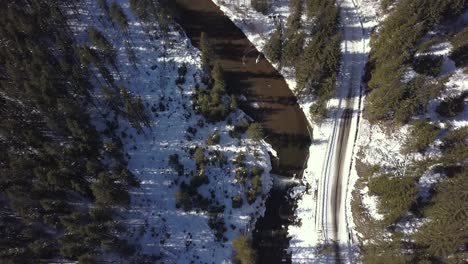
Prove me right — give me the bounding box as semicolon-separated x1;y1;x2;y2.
174;1;310;262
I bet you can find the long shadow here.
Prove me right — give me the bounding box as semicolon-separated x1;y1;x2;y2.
173;0;311;263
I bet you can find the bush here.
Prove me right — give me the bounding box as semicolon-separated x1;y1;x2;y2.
412;55;443;77
403;119;439;153
232;235;257;264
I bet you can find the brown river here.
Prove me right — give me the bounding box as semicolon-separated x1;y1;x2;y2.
174;1;311;262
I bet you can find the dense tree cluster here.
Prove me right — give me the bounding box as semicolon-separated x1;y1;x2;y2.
364;0;466;123
0;1;139;262
193;36;237;123
263;0;341;121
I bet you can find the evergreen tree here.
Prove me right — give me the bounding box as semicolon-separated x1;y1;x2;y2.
265;23;283;63
200;32;215;75
246;123;263;141
110;2;129;29
232;235;257;264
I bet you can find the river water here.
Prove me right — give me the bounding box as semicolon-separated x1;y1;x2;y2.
174;1;310;262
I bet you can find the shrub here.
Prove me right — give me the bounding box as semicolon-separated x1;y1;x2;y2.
403;119;439;153
232;235;257;264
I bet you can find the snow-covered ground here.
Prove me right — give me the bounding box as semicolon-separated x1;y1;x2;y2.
213;0;379;262
214;0;467;262
67;1;274;262
351;7;468;250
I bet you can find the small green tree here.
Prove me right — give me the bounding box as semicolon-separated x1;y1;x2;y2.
194;147;205;166
246;123;263;141
232;235;257;264
200;32;215;73
404;119;439;153
229;95;238;111
110;3;128;29
212;62;226;92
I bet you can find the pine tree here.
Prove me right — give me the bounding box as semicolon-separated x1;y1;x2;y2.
200;32;215;74
232;235;257;264
246;123;263;141
110;3;128;29
265;23;283;63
